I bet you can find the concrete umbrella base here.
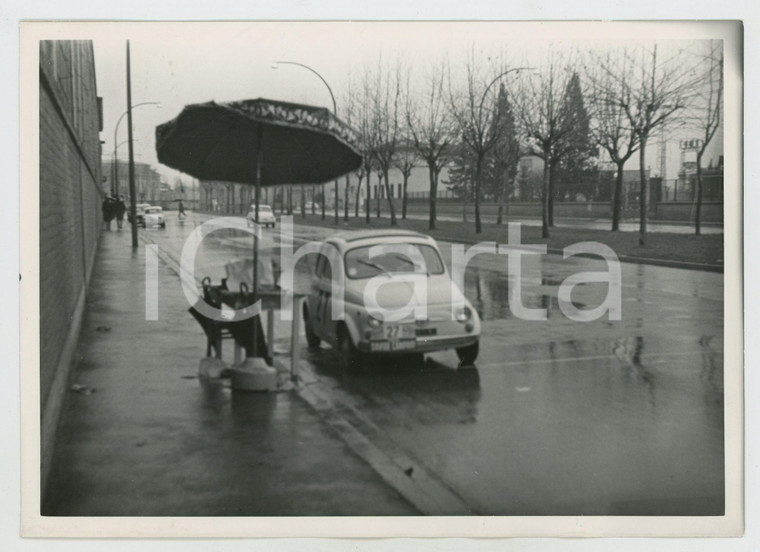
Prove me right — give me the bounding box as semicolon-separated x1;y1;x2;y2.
198;357;228;379
231;357;277;392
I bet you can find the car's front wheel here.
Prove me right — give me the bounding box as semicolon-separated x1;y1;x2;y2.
456;341;479;366
337;325;362;371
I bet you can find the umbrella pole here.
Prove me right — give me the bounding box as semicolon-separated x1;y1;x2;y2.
252;131;262;359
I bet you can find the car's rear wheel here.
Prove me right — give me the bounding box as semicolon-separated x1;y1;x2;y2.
456;341;479;366
303;306;321;348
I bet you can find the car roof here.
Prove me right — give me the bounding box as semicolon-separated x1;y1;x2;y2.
327;229;435;249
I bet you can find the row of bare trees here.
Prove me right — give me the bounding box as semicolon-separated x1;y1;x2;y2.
339;41;723;244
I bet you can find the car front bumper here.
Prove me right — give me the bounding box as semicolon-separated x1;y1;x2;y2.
356;333;478;355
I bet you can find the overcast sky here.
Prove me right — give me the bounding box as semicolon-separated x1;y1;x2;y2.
80;21;733;184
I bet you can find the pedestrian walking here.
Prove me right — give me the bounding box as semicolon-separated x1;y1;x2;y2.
102;195;116;230
115;196;127;229
178;198;186;220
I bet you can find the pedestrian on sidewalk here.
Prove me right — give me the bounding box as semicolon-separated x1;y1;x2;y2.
178;198;186;220
115;196;126;230
102;195;116;231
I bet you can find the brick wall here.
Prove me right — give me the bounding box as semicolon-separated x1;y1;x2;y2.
39;40;103;491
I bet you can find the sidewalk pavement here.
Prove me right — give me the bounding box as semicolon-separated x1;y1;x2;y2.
42;228;416;516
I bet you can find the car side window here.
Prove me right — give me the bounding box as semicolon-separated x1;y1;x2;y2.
315;252;332;280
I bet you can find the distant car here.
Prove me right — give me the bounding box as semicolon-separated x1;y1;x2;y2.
141;206;166;228
128;203;152;225
247;204;276;228
303;230;481;369
304;201;321;212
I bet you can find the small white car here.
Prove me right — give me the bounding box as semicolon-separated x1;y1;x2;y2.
128;202;152;225
141;206;166;228
247;204;276;228
303;230;481;369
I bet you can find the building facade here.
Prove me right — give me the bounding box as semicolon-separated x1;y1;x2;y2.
39;40;103;491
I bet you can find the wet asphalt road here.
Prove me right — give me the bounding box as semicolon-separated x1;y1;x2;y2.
146;212;724;516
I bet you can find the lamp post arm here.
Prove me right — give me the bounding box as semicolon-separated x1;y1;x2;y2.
113;101;161;148
478;67;534;114
275;61;337;114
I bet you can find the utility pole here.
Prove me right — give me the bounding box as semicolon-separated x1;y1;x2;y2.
126;41;138;248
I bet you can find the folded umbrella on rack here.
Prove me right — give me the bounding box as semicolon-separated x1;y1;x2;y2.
188;278;270;362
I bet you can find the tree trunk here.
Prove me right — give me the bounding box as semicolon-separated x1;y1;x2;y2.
542;152;551;239
695;151;703;236
383;169;397;226
344;176;350;222
428;163;437;231
365;172;371;224
376;173;382;218
611;161;625;231
354;175;364;219
321;183;326;220
402;173;409;219
333;180;339;225
548;161;557;227
474;155;483;234
638;136;648;246
496;170;506;225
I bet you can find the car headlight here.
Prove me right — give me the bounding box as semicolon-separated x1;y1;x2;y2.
367;316;383;329
455;306;472;323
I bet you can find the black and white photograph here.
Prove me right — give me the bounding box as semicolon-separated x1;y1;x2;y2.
20;20;743;538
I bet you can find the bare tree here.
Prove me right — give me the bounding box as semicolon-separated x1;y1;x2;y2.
350;70;379;224
406;61;456;230
449;51;525;234
393;142;419;219
603;44;696;245
370;58;403;226
515;52;575;238
687;41;723;236
585;51;641;231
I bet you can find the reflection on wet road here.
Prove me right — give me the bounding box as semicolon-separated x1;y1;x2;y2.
152;214;724;516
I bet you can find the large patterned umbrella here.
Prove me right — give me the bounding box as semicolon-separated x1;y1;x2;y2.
156;98;362;186
156;98;362;360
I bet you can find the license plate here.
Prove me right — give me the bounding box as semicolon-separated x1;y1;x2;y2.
384;325;415;340
370;339;416;352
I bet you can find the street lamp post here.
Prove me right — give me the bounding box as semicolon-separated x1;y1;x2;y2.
272;60;339;224
111;139;139;198
112;101;160;197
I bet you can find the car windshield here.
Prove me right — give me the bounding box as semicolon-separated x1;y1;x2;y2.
344;243;445;279
145;208;161;214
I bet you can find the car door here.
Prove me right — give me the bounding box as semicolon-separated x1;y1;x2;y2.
310;245;337;341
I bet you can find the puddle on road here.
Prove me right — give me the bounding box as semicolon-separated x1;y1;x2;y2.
464;268;588;321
